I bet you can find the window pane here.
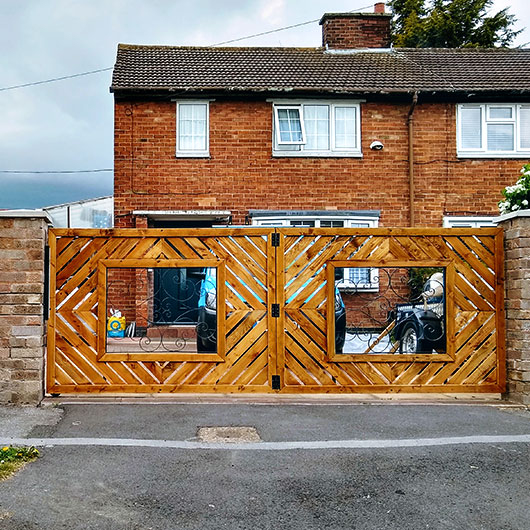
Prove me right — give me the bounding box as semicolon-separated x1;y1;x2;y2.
289;220;315;227
305;105;329;150
334;107;356;149
277;108;303;143
320;220;344;228
460;107;482;149
487;123;514;151
193;104;206;121
520;107;530;149
489;107;512;119
179;105;193;120
349;268;370;284
179;104;207;151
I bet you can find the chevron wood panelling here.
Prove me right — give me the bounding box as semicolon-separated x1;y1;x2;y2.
277;227;505;394
47;228;275;394
47;227;505;395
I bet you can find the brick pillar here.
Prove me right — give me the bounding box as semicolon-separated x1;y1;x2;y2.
0;211;50;405
499;211;530;404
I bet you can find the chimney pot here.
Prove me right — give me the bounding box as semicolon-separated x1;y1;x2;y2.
374;3;385;14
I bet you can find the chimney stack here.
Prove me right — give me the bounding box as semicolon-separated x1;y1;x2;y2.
319;3;391;50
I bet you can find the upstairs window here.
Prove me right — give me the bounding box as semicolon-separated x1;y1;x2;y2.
457;104;530;157
272;101;361;157
274;106;305;145
176;101;209;157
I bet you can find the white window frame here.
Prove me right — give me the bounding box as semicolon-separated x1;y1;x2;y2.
175;100;210;158
271;100;362;157
457;103;530;158
252;214;378;291
273;106;306;145
443;216;497;228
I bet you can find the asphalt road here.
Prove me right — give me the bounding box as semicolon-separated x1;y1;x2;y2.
1;403;529;529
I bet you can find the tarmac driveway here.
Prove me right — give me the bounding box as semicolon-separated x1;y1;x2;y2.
1;401;529;529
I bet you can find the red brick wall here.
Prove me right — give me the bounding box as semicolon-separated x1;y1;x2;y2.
343;268;414;330
114;98;526;228
320;14;391;49
113;97;528;332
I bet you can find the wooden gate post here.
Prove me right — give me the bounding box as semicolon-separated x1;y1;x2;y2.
498;211;530;404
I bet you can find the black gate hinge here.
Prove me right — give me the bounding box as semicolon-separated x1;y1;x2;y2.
271;304;280;317
271;233;280;247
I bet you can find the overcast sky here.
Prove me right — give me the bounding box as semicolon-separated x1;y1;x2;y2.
1;0;528;209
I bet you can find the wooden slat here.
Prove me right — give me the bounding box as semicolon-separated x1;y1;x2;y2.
445;236;495;287
218;335;269;385
286;311;327;351
393;236;432;261
285;337;336;386
216;237;267;286
232;236;268;272
285;238;349;300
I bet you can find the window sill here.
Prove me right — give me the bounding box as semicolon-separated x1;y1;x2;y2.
175;152;210;158
338;286;379;293
272;151;363;158
457;152;530;159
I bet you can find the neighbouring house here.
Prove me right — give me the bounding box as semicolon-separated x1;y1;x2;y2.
109;3;530;331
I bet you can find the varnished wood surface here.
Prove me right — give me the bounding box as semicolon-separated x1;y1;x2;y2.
47;228;505;394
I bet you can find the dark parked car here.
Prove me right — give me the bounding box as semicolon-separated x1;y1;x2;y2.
196;267;346;353
393;272;445;354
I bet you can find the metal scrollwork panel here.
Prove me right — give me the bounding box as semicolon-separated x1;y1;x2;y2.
333;266;446;356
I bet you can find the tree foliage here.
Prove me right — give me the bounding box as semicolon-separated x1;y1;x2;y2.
388;0;521;48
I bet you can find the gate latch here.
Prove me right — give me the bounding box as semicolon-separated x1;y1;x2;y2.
271;304;280;317
271;233;280;247
271;375;281;390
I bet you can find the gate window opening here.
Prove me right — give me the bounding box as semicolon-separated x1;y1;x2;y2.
98;261;225;362
328;264;452;361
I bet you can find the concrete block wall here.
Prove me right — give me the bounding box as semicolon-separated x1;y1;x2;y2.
499;211;530;404
0;212;49;405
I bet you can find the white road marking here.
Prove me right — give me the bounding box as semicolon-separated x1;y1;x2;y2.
2;434;530;450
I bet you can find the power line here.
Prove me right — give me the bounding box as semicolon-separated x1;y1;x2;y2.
210;18;320;47
0;67;113;92
0;169;112;174
0;4;379;175
0;3;376;91
211;4;374;46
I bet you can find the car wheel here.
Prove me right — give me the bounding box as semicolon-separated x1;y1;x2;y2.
399;323;419;353
399;322;431;354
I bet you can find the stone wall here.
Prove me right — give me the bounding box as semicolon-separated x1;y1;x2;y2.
0;212;49;405
499;211;530;404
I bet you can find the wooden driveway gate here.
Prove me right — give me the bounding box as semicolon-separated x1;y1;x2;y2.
47;227;505;394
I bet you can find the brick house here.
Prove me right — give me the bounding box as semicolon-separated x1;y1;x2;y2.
109;3;530;331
